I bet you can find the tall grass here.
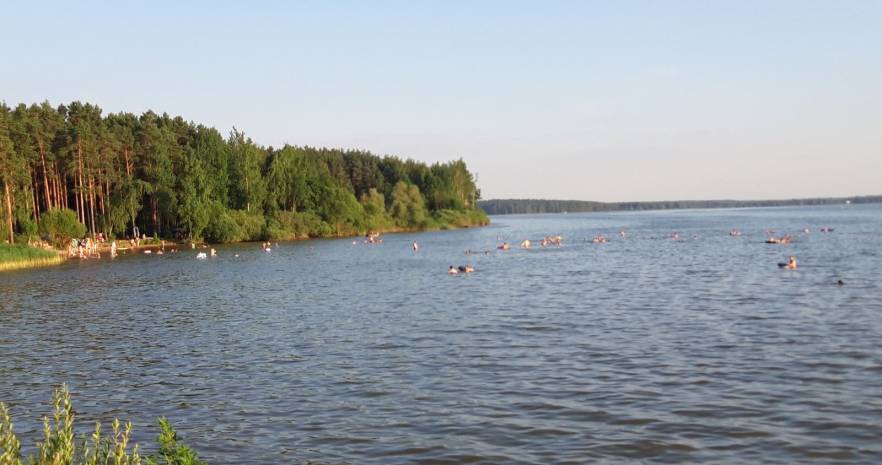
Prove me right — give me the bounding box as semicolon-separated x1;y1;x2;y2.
0;385;206;465
0;245;62;272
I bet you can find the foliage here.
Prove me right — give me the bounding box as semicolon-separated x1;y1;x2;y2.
0;385;205;465
144;418;205;465
390;182;427;227
0;101;487;244
37;209;86;247
0;244;61;271
0;244;57;262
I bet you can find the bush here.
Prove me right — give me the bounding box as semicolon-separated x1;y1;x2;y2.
228;210;265;242
270;211;333;239
0;385;206;465
430;208;490;229
14;216;38;244
203;202;241;243
38;209;86;247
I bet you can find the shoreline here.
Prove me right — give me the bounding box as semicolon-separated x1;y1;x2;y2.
480;195;882;216
1;220;489;270
0;254;65;272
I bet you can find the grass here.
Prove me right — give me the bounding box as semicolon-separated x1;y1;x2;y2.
0;385;206;465
0;244;63;272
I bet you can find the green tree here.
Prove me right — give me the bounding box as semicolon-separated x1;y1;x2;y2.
390;181;427;227
38;208;86;247
176;150;211;240
228;129;266;213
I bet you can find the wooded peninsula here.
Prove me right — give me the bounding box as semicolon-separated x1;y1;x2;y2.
479;196;882;215
0;101;487;248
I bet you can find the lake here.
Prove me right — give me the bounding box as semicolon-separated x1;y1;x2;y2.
2;205;881;464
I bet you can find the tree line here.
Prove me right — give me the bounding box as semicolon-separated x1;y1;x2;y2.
478;196;882;215
0;101;487;245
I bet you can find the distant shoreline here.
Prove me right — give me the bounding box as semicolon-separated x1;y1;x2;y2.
478;195;882;216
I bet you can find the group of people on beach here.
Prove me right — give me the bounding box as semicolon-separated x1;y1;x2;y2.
365;232;382;244
69;237;96;259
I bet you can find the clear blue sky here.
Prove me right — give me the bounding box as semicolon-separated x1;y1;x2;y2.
2;1;880;201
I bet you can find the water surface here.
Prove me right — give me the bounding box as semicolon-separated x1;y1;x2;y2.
2;205;882;464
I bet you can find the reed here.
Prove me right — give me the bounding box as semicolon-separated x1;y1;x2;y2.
0;385;206;465
0;245;63;272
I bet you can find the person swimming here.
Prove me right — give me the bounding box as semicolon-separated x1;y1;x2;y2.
778;256;797;269
413;241;419;252
448;266;459;275
457;265;475;273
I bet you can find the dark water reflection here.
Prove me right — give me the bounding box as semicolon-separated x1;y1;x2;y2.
2;205;882;464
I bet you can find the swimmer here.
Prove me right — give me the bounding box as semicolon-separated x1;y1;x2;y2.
778;256;797;269
448;266;459;275
521;239;531;248
210;248;217;257
413;241;419;252
837;279;845;286
498;242;510;250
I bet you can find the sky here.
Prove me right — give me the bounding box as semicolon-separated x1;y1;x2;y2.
2;0;880;201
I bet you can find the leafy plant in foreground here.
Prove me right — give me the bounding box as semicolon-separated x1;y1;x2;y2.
0;385;205;465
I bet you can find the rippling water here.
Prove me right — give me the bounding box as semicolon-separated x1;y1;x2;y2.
2;205;882;464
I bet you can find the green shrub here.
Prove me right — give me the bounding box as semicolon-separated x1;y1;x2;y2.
271;211;333;238
0;385;206;465
203;203;241;243
38;209;86;248
146;418;206;465
228;210;265;242
14;216;38;244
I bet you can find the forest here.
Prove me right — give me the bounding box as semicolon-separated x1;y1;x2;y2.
478;196;882;215
0;101;487;246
